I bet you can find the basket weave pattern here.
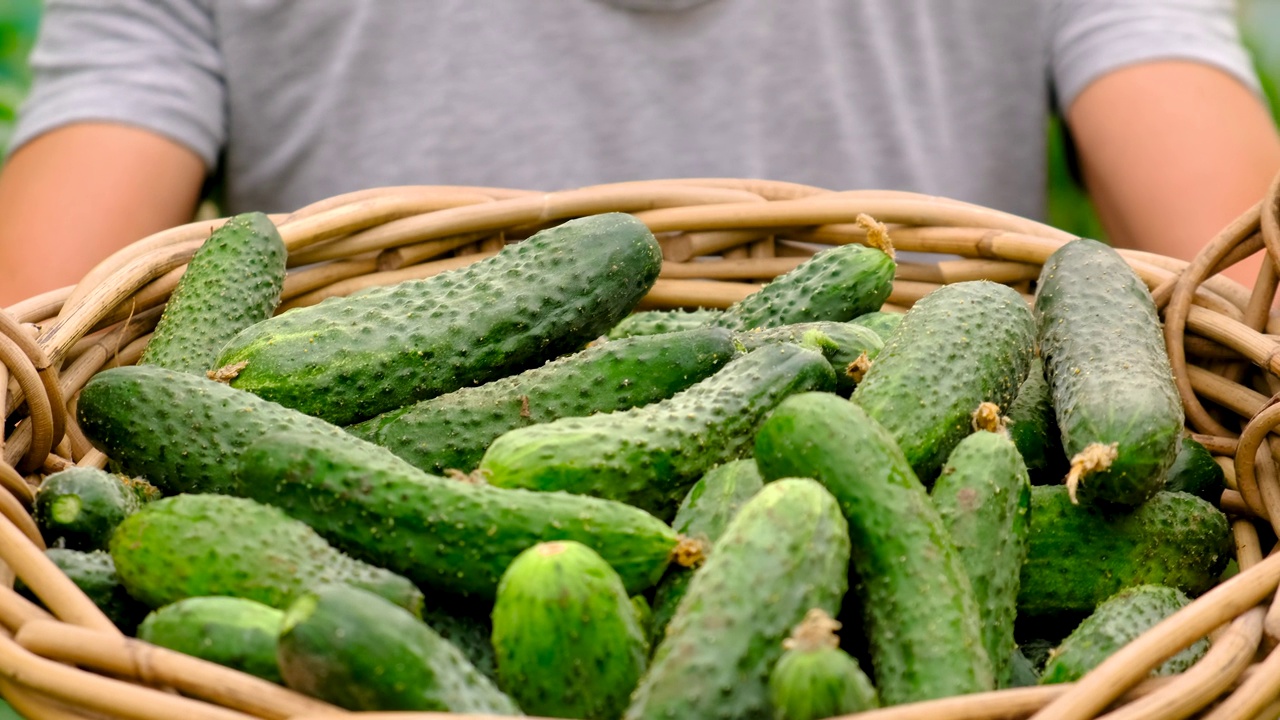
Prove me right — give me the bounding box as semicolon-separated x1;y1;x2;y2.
0;176;1278;719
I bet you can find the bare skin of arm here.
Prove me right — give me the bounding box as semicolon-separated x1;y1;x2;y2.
1067;60;1280;290
0;123;206;307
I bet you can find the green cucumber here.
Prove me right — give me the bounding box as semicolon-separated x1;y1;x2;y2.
345;326;737;475
138;212;286;375
1040;585;1208;684
606;308;723;339
421;604;499;684
236;429;681;599
1006;356;1068;482
478;344;835;518
768;609;879;719
33;467;158;551
278;583;519;714
930;430;1032;689
624;478;851;720
137;596;284;683
1034;238;1184;507
733;321;884;395
712;243;895;332
848;311;903;343
492;541;648;720
108;493;424;615
1019;486;1231;617
1164;437;1226;503
755;392;994;705
17;549;149;635
215;212;663;425
851;280;1036;484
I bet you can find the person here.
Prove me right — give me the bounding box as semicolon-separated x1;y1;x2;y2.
0;0;1277;307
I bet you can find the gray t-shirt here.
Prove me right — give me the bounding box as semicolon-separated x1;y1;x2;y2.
11;0;1261;220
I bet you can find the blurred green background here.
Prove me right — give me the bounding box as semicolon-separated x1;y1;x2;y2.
1;0;1277;239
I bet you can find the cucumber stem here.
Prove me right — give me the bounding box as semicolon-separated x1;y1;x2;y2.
783;608;842;652
846;353;872;385
670;535;707;569
856;214;896;259
1065;442;1119;504
970;401;1008;434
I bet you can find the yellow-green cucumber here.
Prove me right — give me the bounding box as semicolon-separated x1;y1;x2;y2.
137;596;284;684
768;609;879;719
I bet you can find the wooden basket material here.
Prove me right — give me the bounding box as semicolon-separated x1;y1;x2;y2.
0;176;1277;720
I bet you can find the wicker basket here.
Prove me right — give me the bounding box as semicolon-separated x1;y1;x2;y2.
0;175;1278;720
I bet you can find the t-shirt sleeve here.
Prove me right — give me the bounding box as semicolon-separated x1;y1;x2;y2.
7;0;225;169
1050;0;1263;113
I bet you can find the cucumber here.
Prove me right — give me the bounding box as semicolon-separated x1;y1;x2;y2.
712;242;895;331
606;308;723;339
278;583;519;714
733;321;884;395
492;541;649;720
16;549;149;635
1034;238;1184;507
108;493;424;615
1164;437;1226;503
33;467;158;551
1005;356;1068;483
930;430;1032;689
478;344;835;518
631;595;654;640
1019;486;1231;617
624;478;851;720
1040;585;1208;684
215;212;664;425
138;212;286;375
421;603;499;684
345;326;737;475
848;311;903;343
137;596;284;683
851;280;1036;485
754;392;994;705
236;429;681;599
769;609;879;720
650;458;764;648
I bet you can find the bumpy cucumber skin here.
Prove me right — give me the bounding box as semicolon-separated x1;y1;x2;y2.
606;308;723;339
734;321;885;395
278;584;519;714
1040;585;1207;684
17;549;149;635
769;646;879;720
1034;239;1184;507
1006;356;1068;482
479;344;835;518
848;311;904;343
492;541;648;720
216;212;663;425
139;212;286;375
137;596;284;684
624;479;851;720
1019;487;1231;616
108;494;424;615
346;326;737;475
1164;437;1226;503
77;365;354;496
712;244;895;332
755;392;994;705
851;280;1036;484
931;430;1032;689
421;604;499;684
650;459;764;648
34;467;149;551
237;429;679;599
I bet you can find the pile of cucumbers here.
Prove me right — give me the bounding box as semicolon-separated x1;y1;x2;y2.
22;210;1233;719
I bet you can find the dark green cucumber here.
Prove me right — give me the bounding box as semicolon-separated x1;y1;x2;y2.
492;541;648;720
345;326;737;475
650;458;764;648
1007;648;1041;688
930;430;1032;689
607;308;723;339
215;212;663;425
631;595;654;641
1034;238;1184;507
421;604;499;684
755;392;994;705
137;596;284;683
1040;585;1208;684
139;212;286;375
236;429;681;599
851;280;1036;484
848;310;903;343
1019;486;1231;617
108;493;424;615
478;344;835;517
733;321;884;395
278;583;519;714
624;478;851;720
33;467;158;551
768;609;879;720
1006;356;1068;483
712;243;896;332
17;549;149;635
1164;437;1226;503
